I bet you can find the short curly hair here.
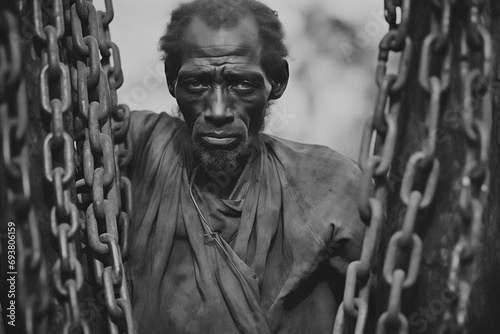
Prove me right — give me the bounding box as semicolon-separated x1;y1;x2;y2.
159;0;289;80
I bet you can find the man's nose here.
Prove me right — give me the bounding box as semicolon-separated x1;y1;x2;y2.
204;87;234;125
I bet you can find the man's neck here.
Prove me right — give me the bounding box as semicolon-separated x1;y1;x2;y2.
195;160;248;200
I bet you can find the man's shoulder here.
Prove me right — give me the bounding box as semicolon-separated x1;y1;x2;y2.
260;133;364;249
128;111;192;171
130;110;186;133
260;133;362;222
129;110;189;147
260;133;361;187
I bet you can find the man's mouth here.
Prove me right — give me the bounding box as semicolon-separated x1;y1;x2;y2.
199;132;239;147
202;137;237;145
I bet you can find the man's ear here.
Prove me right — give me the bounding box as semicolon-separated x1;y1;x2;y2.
165;61;177;98
268;59;289;100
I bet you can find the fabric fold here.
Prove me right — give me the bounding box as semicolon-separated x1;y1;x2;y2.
126;111;364;334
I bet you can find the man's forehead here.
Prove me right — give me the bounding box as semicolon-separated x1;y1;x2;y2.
181;16;262;58
178;55;265;75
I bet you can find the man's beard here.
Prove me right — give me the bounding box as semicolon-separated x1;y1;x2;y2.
177;103;272;173
191;129;253;174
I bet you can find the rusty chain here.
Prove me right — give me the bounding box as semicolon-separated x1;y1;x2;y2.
333;0;412;333
32;0;91;332
438;0;491;332
1;3;51;334
69;0;135;332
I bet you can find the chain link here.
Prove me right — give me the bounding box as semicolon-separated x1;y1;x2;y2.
374;0;455;331
69;0;135;332
32;0;91;332
97;0;133;262
335;0;492;332
1;4;51;334
333;0;413;332
439;0;491;332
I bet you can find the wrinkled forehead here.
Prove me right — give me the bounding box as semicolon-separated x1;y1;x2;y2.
181;15;263;61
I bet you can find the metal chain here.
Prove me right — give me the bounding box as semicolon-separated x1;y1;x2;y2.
98;0;133;262
374;0;454;332
332;0;412;332
370;0;452;334
69;0;135;332
335;0;491;332
439;0;491;332
1;4;51;334
33;0;90;332
372;0;432;332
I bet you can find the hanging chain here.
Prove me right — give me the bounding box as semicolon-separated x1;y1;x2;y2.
372;0;427;332
70;0;135;332
334;0;491;332
33;0;90;332
439;0;491;332
1;3;51;334
98;0;133;262
373;0;450;333
332;0;412;332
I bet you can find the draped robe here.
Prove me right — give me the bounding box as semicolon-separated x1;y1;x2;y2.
126;111;365;334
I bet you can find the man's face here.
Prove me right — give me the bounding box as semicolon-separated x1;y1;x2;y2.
174;16;273;172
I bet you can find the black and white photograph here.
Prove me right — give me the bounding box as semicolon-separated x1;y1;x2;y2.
0;0;499;333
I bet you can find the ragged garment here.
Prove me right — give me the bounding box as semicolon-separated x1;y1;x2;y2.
126;111;365;334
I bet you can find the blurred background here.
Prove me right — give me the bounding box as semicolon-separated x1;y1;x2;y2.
97;0;388;159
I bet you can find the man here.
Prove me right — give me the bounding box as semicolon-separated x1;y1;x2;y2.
126;0;365;333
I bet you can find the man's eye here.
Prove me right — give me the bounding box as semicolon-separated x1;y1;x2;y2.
186;82;208;91
231;82;256;93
